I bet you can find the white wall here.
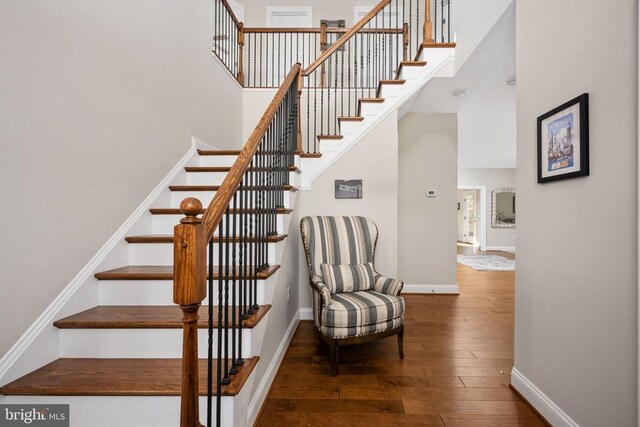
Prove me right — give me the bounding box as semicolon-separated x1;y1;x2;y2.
297;112;399;309
459;168;515;250
515;0;637;425
0;0;243;357
398;113;457;287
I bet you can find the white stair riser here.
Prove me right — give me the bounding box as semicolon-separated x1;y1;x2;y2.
198;155;238;167
170;191;292;208
399;66;424;80
379;84;404;98
98;279;273;306
320;140;340;153
338;120;363;134
60;327;256;359
0;396;237;427
128;241;281;266
187;171;298;186
151;213;286;235
360;102;384;116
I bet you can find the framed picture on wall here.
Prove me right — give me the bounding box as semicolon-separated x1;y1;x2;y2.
537;93;589;183
335;180;362;199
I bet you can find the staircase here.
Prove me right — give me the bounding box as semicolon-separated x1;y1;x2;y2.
0;0;456;426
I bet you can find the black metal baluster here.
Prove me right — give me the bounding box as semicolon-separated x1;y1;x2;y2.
222;207;230;385
216;215;224;427
230;191;238;376
207;237;213;427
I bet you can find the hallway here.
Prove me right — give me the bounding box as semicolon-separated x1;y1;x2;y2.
257;251;544;426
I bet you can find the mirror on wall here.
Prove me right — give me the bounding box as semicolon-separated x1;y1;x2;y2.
491;188;516;228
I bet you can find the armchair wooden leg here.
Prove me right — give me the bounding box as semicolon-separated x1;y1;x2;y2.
330;340;339;376
397;328;404;359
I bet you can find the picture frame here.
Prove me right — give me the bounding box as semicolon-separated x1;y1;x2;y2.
537;93;589;183
334;179;362;199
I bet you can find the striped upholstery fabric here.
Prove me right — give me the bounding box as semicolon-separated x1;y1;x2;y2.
320;291;404;338
301;216;378;278
320;262;376;294
301;216;405;338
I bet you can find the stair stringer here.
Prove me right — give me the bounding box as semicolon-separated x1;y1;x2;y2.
0;138;215;387
299;47;456;189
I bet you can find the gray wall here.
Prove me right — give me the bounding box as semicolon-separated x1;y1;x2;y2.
0;0;243;357
398;113;457;286
298;112;399;309
515;0;637;425
459;168;516;250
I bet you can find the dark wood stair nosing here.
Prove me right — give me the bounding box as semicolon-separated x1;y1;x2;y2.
337;116;364;122
316;135;344;140
149;207;293;215
52;304;271;330
125;234;288;244
94;264;281;281
300;152;323;158
0;357;259;397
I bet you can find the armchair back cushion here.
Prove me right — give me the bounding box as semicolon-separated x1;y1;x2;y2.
320;262;376;294
300;216;378;278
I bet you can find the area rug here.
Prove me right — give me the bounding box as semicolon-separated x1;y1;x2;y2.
457;255;515;271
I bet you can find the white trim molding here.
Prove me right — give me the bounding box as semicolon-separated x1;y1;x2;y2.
486;246;516;253
299;308;314;321
246;310;301;426
402;284;459;294
511;368;580;427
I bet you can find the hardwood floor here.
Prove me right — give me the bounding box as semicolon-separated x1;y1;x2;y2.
256;248;545;426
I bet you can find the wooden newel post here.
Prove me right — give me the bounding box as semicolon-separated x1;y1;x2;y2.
174;197;207;427
296;69;303;154
320;20;327;87
237;22;245;86
403;23;409;61
423;0;434;44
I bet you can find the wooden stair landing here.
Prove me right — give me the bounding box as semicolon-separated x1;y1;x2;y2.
0;357;258;396
53;305;271;329
94;264;281;281
125;234;287;244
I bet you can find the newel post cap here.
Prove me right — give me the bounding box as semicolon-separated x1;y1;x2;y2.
180;198;203;224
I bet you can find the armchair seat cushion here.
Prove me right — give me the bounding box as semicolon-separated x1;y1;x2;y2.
321;315;404;339
321;290;405;332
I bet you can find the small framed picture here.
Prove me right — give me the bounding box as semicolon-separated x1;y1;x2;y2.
335;179;362;199
537;93;589;183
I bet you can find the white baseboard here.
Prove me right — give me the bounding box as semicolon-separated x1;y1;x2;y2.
486;246;516;253
0;141;205;385
403;284;459;294
299;308;314;320
511;367;579;427
246;310;301;426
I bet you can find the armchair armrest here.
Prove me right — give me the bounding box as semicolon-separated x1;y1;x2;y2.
310;274;332;306
374;274;404;296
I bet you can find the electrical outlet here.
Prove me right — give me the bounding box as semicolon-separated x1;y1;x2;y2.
287;286;291;303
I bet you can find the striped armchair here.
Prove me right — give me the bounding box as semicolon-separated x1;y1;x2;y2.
300;216;405;376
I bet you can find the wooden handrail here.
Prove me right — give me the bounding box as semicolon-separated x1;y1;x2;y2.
201;64;301;239
243;27;403;34
302;0;391;76
220;0;241;29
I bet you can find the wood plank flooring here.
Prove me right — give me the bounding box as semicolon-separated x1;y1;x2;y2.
257;248;545;426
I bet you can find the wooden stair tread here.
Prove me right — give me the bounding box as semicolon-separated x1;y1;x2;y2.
185;166;300;173
94;264;281;281
169;184;297;192
359;98;385;103
316;135;343;140
197;149;242;156
0;357;258;397
53;305;271;329
422;42;457;48
149;207;292;215
379;79;406;84
125;234;287;244
337;116;364;122
300;153;322;158
400;60;427;66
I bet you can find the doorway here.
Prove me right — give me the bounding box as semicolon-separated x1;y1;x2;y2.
462;190;478;245
457;186;487;251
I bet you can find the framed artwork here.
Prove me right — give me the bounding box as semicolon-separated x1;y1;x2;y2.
537;93;589;183
335;180;362;199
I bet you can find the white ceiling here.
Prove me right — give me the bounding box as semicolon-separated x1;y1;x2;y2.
407;3;516;168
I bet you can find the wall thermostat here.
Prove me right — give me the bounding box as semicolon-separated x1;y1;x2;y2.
426;190;437;198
